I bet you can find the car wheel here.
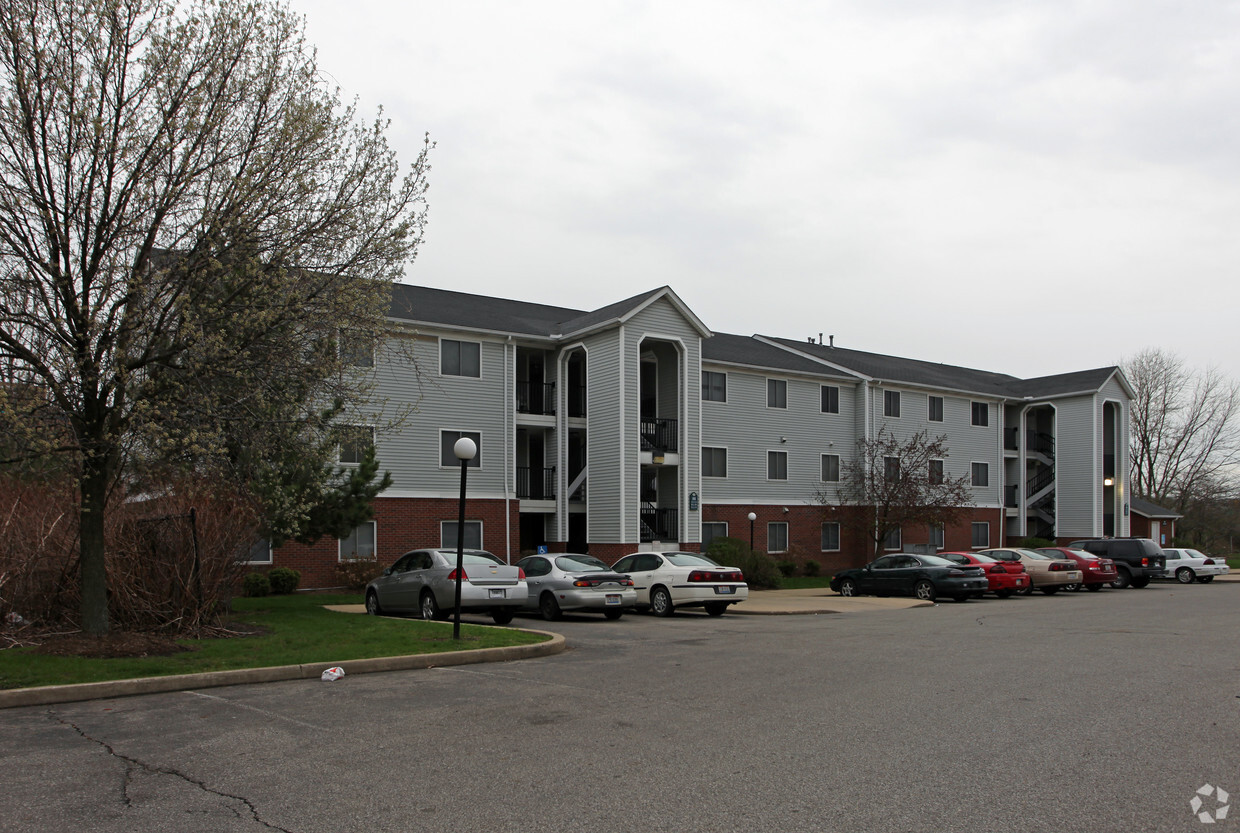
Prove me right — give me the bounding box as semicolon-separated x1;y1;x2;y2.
1040;586;1059;595
419;590;441;621
1130;576;1151;589
838;578;859;597
913;580;937;602
1198;576;1215;583
539;592;562;621
1176;567;1196;584
1111;570;1132;589
650;586;675;617
1020;582;1034;596
1085;583;1103;592
365;590;383;615
704;602;729;616
952;594;969;603
603;608;623;620
995;589;1013;599
490;608;515;625
1061;583;1080;592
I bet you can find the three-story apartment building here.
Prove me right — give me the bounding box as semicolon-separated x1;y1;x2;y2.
261;284;1134;587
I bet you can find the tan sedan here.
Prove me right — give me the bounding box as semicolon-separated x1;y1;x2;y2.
979;548;1083;595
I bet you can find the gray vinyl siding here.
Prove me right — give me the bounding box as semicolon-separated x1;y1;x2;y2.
1052;395;1096;538
584;330;624;544
701;365;857;504
868;386;1003;507
371;330;510;499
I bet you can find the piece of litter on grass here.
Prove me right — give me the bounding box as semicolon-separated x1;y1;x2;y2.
321;666;345;681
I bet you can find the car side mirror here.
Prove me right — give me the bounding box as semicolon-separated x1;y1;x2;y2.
382;567;393;576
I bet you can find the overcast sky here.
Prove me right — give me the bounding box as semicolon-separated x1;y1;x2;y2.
290;0;1240;383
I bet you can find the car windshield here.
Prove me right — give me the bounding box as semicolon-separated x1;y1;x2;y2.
940;553;970;564
556;555;610;572
666;553;720;567
1186;549;1207;559
917;555;956;567
970;554;997;563
1021;550;1055;560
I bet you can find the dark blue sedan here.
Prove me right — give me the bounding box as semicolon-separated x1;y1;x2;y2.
830;554;988;602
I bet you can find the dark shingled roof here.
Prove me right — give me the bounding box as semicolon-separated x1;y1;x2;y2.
386;284;1125;400
1130;497;1182;519
387;284;681;339
704;333;853;378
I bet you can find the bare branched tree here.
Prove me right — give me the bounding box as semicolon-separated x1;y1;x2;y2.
0;0;431;633
1125;349;1240;506
816;429;974;558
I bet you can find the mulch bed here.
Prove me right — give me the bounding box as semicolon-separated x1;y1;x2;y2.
3;621;266;658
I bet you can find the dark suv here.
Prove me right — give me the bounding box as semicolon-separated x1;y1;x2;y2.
1067;538;1166;589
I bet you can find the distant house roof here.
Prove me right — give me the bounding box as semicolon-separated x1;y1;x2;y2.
1130;497;1182;519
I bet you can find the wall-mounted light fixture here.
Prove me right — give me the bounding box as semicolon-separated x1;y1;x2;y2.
1104;477;1114;487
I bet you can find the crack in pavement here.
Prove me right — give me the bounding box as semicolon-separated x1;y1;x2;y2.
47;710;296;833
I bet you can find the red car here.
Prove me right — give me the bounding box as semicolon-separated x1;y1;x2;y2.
940;552;1030;598
1037;547;1118;591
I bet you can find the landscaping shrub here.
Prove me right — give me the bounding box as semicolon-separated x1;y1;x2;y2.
803;560;821;576
776;559;798;577
706;536;782;589
266;567;301;595
334;558;386;591
1019;537;1056;549
243;572;271;597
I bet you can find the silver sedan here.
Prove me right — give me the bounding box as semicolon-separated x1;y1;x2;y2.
515;553;637;620
365;549;528;624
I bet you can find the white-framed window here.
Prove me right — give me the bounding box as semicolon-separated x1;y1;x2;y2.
928;395;944;422
821;522;841;552
340;331;374;367
440;338;481;378
441;520;483;550
702;522;728;549
821;453;840;482
339;425;375;465
339;521;376;561
821;385;840;414
245;538;273;564
441;430;482;467
971;401;989;427
702;446;728;478
971;461;989;487
929;524;945;550
768;450;788;480
971;522;990;548
768;522;789;553
702;371;727;402
929;458;944;485
884;455;900;481
884;390;901;418
767;379;787;409
883;526;902;550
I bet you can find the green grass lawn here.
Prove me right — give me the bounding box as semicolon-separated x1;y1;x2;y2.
1226;555;1240;570
0;594;549;691
776;576;836;590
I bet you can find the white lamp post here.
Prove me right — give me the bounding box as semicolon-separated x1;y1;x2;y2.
748;512;757;551
452;436;477;640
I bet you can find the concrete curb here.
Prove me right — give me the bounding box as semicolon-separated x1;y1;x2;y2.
0;629;565;710
731;599;934;615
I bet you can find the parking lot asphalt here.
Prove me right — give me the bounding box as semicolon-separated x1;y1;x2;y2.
4;580;1239;833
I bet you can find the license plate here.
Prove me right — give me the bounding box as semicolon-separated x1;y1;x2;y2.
1016;578;1026;585
605;594;621;605
715;586;734;595
488;588;505;599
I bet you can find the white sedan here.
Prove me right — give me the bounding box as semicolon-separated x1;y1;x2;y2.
1161;548;1230;584
611;551;749;616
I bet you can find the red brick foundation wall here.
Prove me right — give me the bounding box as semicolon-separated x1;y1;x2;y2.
268;497;520;590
